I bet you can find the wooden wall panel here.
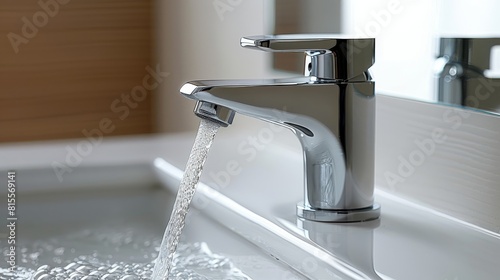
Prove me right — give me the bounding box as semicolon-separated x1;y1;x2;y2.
0;0;152;142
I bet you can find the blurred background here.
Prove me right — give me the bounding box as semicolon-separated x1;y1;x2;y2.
1;0;499;143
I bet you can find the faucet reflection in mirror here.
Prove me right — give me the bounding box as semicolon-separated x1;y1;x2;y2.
180;35;380;222
436;37;500;114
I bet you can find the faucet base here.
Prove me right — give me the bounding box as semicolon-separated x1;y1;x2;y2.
297;203;380;223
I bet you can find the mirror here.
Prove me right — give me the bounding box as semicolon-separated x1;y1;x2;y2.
273;0;500;115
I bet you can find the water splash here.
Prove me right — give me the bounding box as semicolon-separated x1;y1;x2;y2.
152;119;220;279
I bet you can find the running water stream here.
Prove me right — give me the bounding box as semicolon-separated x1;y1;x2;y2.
152;119;221;279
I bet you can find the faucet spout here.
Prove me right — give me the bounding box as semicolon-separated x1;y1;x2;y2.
180;76;323;126
179;35;380;222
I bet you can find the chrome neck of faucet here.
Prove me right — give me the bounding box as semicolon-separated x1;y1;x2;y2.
180;35;380;222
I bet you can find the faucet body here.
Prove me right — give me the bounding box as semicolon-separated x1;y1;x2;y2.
181;35;380;222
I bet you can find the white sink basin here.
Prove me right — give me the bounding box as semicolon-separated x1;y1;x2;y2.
0;173;301;279
1;128;499;279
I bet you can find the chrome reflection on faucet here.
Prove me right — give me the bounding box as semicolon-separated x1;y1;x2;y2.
180;35;380;222
436;37;500;114
297;218;382;279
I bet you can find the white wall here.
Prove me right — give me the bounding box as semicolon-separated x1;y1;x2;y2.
438;0;500;37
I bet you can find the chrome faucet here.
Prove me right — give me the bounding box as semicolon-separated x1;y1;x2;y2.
180;35;380;222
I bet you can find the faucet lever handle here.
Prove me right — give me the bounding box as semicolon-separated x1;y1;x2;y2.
241;34;375;80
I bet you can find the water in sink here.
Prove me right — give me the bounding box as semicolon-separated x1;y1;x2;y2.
1;227;250;280
152;119;221;279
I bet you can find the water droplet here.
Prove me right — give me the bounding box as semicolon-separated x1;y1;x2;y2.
54;247;65;256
